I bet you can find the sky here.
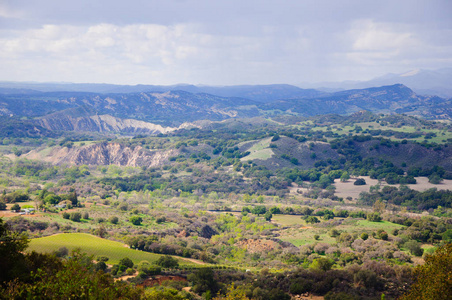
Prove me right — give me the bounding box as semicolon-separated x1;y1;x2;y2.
0;0;451;86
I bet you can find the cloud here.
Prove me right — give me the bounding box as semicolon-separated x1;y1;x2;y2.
0;1;451;85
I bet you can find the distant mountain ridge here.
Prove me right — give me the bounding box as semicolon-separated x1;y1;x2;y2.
0;83;451;135
308;68;452;98
0;82;323;103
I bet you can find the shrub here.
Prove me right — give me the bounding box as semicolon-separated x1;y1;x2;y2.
305;216;320;224
82;212;89;219
10;203;20;211
62;212;70;219
404;240;424;257
354;178;366;185
367;212;382;222
69;212;81;222
119;257;134;268
109;216;119;224
156;255;179;268
130;216;143;226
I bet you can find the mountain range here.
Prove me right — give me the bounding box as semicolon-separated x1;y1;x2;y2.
0;81;451;136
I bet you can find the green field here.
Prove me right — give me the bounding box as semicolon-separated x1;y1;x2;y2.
277;217;405;247
28;233;195;266
241;137;274;161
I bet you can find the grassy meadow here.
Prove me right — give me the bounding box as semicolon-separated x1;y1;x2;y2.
27;233;196;266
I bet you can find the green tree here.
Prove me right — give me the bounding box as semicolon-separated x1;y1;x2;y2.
0;218;29;283
340;171;350;182
130;216;143;225
310;257;334;271
188;268;220;296
109;216;119;224
305;216;320;224
119;257;134;268
264;211;273;221
400;243;452;300
70;212;82;222
404;240;424;257
156;255;179;268
10;203;20;211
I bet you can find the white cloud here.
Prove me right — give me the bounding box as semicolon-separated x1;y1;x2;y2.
351;20;418;51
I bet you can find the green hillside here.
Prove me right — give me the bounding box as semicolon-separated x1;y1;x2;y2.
28;233;195;266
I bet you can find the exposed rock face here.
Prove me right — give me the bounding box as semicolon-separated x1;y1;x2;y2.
37;114;176;135
24;143;179;167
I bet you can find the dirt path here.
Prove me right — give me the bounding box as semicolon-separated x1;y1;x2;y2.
178;257;206;265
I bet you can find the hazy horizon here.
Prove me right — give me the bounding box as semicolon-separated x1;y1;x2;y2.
1;1;451;86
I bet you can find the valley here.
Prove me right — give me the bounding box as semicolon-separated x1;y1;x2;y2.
1;84;451;300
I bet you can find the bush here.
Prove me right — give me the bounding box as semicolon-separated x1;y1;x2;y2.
62;212;70;219
119;257;134;268
95;261;107;271
129;216;143;226
82;212;89;219
404;240;424;257
10;203;20;211
109;216;119;224
70;212;82;222
156;255;179;268
367;212;382;222
354;178;366;185
305;216;320;224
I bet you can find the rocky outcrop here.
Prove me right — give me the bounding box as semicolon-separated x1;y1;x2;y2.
37;113;176;135
24;143;179;167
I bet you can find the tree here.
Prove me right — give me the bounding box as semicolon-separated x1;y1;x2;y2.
251;205;266;216
68;191;78;206
119;257;134;268
367;212;382;222
340;171;350;182
10;203;20;211
0;218;29;283
70;212;82;222
130;216;143;225
188;268;220;296
305;216;320;224
354;178;366;185
156;255;179;268
264;211;272;221
400;243;452;300
404;240;424;257
109;216;119;224
373;199;386;213
0;201;6;210
310;257;334;271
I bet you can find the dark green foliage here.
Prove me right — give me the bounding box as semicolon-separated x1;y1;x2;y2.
188;268;220;296
0;218;29;283
404;240;424;257
354;178;366;185
119;257;134;268
264;211;273;221
10;203;20;211
129;216;143;225
70;212;82;222
251;205;267;216
156;255;179;268
367;213;382;222
359;186;452;211
305;216;320;224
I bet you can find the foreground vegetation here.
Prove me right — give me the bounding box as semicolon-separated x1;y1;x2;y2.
1;112;452;299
